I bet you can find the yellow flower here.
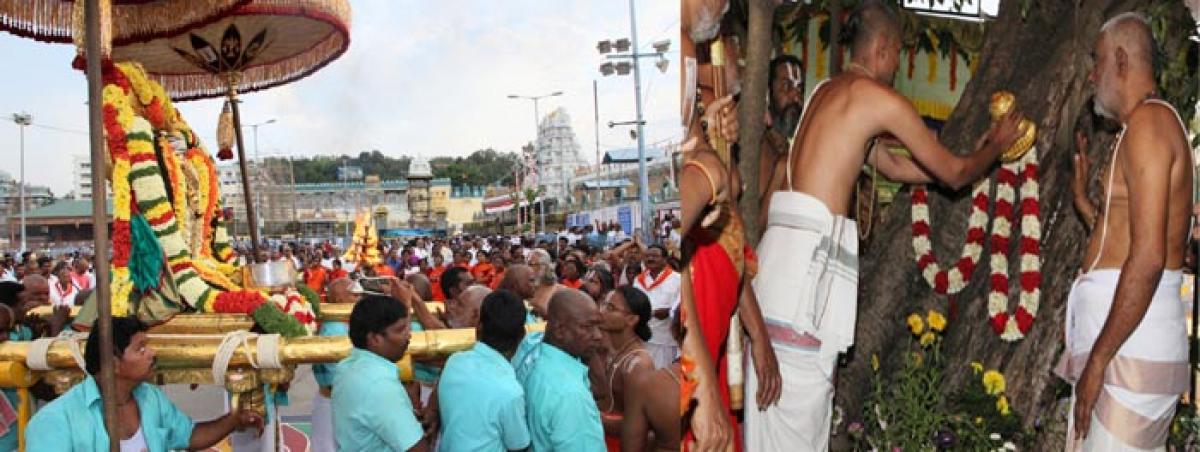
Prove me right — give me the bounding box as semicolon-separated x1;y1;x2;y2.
982;370;1006;396
970;361;984;374
996;395;1011;416
919;331;936;347
871;354;880;372
974;417;983;425
906;313;925;335
927;309;947;332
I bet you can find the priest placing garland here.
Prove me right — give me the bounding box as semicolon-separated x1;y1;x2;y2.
1060;13;1193;450
748;1;1020;450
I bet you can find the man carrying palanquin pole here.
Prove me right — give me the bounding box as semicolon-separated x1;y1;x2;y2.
1060;12;1194;451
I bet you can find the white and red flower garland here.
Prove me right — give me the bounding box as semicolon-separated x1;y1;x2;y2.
911;180;988;295
911;147;1041;341
987;148;1041;341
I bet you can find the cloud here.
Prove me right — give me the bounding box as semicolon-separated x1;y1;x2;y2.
0;1;679;195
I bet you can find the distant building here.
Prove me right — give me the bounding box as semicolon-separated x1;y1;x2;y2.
534;108;586;203
406;156;436;228
72;155;94;200
217;162;275;237
0;169;56;247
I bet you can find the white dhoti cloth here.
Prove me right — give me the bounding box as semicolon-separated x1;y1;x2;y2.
310;393;335;452
749;191;858;451
1057;269;1187;451
746;344;836;451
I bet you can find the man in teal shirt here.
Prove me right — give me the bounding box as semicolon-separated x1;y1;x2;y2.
512;288;606;451
333;294;428;451
311;277;359;452
439;289;530;451
26;317;261;451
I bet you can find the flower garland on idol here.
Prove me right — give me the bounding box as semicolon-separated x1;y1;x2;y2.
101;62;313;336
910;148;1041;341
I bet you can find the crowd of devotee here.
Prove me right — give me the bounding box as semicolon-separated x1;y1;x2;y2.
5;224;683;451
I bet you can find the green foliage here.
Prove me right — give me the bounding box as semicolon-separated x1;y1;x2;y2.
430;148;521;187
1170;404;1200;450
1145;1;1199;123
849;315;1032;450
276;148;519;186
295;284;321;318
251;302;308;338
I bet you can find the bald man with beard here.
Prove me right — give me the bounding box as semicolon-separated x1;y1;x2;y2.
1061;13;1195;450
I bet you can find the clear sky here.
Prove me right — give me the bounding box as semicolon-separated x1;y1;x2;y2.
0;1;680;196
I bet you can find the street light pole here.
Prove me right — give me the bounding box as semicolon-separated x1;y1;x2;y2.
11;113;31;252
598;1;669;242
247;119;275;236
508;91;563;235
627;0;652;243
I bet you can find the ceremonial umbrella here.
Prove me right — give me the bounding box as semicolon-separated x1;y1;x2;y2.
109;0;351;260
0;2;258;449
0;0;250;44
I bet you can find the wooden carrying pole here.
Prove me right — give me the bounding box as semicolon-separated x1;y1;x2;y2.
83;0;120;450
227;75;263;261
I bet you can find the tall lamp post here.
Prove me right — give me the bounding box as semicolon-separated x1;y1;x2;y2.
10;113;31;252
246;118;275;236
507;91;563;235
598;0;670;242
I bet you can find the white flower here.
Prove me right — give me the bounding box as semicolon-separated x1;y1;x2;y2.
1003;441;1017;450
990;433;1002;441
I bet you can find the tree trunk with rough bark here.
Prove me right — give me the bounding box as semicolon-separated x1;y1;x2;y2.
833;1;1196;450
737;0;777;247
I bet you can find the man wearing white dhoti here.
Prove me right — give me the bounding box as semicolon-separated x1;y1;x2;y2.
748;2;1021;449
1059;12;1194;451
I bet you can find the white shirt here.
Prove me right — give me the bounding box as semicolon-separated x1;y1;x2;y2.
49;277;78;307
633;268;682;346
120;426;148;452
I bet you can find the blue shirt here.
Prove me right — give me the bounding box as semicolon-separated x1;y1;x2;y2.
438;342;530;452
333;347;423;451
26;376;195;451
512;333;604;452
313;320;348;387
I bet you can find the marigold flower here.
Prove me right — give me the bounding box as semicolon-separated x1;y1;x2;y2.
907;313;925;335
919;331;936;347
983;370;1006;395
996;395;1011;416
927;309;948;332
871;354;880;372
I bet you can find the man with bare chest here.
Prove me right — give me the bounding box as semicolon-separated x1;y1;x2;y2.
1060;12;1193;451
747;1;1020;449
